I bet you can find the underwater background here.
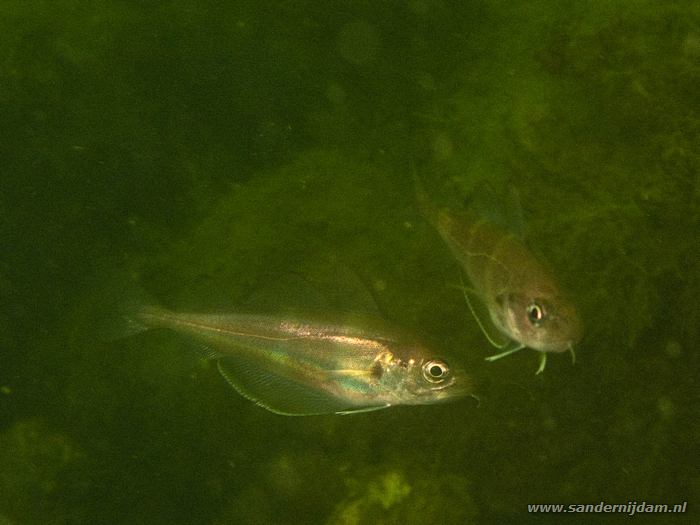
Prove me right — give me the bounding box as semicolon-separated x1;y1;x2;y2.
1;1;698;523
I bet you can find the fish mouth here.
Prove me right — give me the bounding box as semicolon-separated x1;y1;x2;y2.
533;335;580;353
413;377;472;405
434;372;473;399
539;342;571;353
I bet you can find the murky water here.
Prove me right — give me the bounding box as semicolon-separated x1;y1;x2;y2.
1;1;698;523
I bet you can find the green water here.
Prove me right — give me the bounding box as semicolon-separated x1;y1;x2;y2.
1;1;698;524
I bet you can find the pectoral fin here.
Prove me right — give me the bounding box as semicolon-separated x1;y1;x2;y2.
536;353;547;375
485;343;525;362
451;276;510;349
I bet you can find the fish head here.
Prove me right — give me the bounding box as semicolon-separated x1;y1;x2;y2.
380;348;472;404
496;289;582;353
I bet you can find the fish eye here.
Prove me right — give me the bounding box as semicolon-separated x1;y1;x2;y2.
527;302;546;326
422;360;450;383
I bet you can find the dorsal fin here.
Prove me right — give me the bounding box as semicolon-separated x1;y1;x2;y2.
243;255;383;319
464;181;525;240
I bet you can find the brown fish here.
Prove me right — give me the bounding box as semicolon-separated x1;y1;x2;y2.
415;173;581;373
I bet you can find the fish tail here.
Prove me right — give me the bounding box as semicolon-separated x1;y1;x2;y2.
73;271;162;344
106;290;157;340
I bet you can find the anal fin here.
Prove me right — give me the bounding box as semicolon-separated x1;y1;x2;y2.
216;358;353;416
336;404;390;415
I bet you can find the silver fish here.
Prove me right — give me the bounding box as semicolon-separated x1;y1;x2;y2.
415;174;582;373
125;305;471;415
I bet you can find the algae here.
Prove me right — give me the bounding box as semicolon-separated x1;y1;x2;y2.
0;420;88;525
328;468;477;525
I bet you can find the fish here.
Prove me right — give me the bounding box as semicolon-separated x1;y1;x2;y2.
414;172;582;373
119;303;472;415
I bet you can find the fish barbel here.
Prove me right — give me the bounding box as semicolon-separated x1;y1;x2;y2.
415;173;582;373
124;305;471;415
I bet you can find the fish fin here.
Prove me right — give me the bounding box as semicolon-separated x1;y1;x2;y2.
216;358;354;416
412;163;439;226
336;404;390;415
465;182;525;240
244;256;384;319
505;185;526;240
298;256;386;318
536;353;547;375
193;343;220;360
469;393;481;408
74;271;160;344
485;343;526;362
452;274;510;349
106;289;164;341
242;270;327;312
98;311;149;341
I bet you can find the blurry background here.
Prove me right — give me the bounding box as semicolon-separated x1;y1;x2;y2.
1;1;698;523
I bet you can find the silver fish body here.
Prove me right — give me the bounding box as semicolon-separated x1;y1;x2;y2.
133;306;471;415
